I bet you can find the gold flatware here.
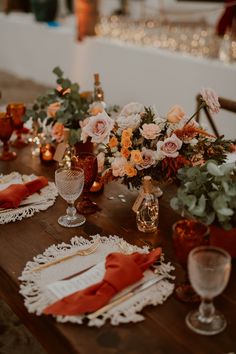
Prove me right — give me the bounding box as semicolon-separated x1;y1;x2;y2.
87;274;167;320
30;239;100;272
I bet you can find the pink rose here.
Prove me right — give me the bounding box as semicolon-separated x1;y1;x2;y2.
111;156;127;177
140;123;161;140
200;88;220;114
167;105;185;123
136;148;156;170
81;111;114;144
156;134;182;158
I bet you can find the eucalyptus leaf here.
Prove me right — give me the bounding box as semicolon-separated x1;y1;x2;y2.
53;66;63;77
207;162;224;176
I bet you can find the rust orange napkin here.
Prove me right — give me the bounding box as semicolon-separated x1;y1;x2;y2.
43;248;162;316
0;176;48;209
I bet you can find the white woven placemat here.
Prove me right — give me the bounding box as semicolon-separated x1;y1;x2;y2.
19;235;175;327
0;172;58;224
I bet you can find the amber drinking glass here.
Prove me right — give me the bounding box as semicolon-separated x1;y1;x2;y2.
172;219;209;302
0;113;17;161
74;152;99;215
7;103;27;148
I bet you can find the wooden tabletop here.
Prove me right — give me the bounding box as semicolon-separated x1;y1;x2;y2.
0;146;235;354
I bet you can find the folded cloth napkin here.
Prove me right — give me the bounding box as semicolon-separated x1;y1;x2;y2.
43;247;162;316
0;176;48;209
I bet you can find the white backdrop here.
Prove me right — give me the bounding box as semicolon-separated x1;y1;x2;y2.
0;11;236;138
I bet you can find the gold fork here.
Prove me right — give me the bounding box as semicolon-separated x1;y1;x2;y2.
30;239;100;272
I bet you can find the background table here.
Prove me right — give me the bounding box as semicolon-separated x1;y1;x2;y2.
0;146;235;354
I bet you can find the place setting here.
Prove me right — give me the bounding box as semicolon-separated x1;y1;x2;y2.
0;171;58;224
19;234;175;327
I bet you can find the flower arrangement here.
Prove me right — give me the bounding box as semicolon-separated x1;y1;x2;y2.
170;160;236;230
81;88;233;189
24;67;105;145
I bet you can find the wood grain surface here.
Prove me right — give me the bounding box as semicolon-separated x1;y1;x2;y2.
0;146;235;354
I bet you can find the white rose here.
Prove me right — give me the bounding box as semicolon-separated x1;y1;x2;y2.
117;114;141;131
120;102;144;117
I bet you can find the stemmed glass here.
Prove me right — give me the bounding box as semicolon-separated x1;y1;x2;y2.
7;103;27;148
186;246;231;335
0;112;17;161
55;167;86;227
74;152;99;215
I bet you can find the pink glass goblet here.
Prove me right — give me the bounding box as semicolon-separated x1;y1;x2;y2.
172;219;209;303
74;152;99;215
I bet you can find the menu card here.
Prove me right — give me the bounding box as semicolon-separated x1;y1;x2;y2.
47;261;105;300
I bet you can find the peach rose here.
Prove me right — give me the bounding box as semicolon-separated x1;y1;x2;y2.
167;105;185;123
97;152;105;173
140;123;161;140
47;102;61;118
130;150;143;164
51;122;64;143
124;163;137;177
111;156;127;177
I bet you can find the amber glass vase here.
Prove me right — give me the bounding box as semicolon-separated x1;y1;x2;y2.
0;113;17;161
74;152;99;215
172;219;209;302
7;103;27;148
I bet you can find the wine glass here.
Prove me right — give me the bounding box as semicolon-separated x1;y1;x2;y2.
172;219;209;302
186;246;231;335
7;103;27;148
0;112;17;161
55;167;86;227
74;152;99;215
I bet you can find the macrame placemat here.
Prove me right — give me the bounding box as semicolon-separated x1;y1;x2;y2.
0;172;58;224
19;235;175;327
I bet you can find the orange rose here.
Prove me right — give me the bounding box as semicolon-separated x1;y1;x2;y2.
57;85;71;95
122;128;132;139
121;136;132;149
124;163;137;177
167;105;185;123
121;147;130;159
130;150;143;164
108;136;118;148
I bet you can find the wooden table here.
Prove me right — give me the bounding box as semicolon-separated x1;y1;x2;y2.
0;146;235;354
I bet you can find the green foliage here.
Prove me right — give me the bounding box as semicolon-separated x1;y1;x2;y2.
23;67;90;144
170;160;236;229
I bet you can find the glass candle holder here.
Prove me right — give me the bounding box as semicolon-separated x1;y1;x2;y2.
40;143;56;163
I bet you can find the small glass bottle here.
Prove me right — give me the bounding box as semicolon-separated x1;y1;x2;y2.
53;128;76;168
93;73;104;102
136;176;159;233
